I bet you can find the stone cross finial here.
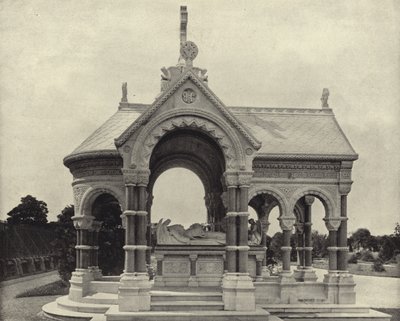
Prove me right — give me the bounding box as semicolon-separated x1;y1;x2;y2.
121;82;128;103
321;88;329;108
180;6;188;45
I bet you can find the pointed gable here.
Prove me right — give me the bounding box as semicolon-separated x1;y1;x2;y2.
114;69;261;150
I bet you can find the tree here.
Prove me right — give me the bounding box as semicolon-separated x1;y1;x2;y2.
7;195;48;225
53;205;76;283
350;228;372;251
312;231;328;258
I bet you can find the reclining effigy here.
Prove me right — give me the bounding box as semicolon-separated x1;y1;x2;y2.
156;218;261;245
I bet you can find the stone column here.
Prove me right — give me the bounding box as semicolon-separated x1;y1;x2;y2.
222;171;255;312
69;215;94;301
188;254;198;286
337;195;348;271
226;185;237;273
118;169;151;312
278;216;295;280
238;184;249;273
327;230;338;271
89;221;102;279
300;196;317;281
146;194;154;265
293;223;305;281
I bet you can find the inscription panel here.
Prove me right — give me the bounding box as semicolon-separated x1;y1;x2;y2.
197;257;224;275
163;259;190;275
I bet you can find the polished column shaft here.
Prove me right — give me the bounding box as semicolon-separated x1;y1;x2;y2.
337;195;348;271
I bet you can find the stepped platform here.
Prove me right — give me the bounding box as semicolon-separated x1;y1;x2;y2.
42;285;391;321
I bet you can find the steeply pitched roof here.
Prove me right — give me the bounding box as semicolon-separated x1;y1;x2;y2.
64;104;357;163
231;106;357;159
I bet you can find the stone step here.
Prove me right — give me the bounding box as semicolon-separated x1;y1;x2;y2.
263;303;371;314
82;292;119;305
150;290;222;302
271;309;391;321
42;301;97;321
150;300;224;311
105;305;270;321
90;281;120;294
56;296;111;314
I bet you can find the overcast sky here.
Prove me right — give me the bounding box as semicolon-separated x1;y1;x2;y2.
0;0;399;236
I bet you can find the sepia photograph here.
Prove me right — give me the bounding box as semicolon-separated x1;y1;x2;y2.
0;1;399;320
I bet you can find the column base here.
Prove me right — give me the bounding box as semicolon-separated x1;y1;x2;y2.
222;272;255;311
118;272;151;312
294;267;318;282
68;269;93;301
259;266;270;280
279;271;297;303
188;276;199;287
88;266;103;280
323;271;356;304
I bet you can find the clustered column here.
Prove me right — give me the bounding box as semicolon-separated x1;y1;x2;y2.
122;170;150;275
303;196;315;270
295;223;305;269
224;172;252;274
72;215;95;271
337;195;348;271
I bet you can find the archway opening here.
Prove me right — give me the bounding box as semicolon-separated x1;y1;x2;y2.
151;168;207;228
92;193;124;275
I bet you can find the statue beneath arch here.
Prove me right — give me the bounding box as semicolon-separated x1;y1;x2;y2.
156;219;226;245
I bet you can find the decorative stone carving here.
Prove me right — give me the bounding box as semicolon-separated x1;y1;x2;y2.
156;219;226;245
279;216;296;231
72;215;94;230
180;41;198;63
224;171;238;187
197;260;223;274
182;88;197;104
163;261;190;274
115;72;261;152
121;82;128;103
73;186;89;212
324;217;342;231
253;161;340;179
321;88;329;108
237;172;253;187
304;195;315;206
134;114;238;170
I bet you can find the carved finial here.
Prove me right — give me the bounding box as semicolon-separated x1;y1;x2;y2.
121;82;128;103
321;88;329;108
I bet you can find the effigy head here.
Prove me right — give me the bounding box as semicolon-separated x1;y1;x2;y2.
185;223;206;239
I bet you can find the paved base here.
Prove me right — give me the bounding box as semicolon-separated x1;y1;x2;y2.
104;305;270;321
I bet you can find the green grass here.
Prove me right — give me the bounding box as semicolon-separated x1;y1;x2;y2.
15;280;69;298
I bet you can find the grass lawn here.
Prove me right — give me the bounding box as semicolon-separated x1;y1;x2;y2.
15;280;69;298
375;309;400;321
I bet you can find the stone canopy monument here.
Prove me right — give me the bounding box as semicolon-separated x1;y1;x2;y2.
43;6;391;321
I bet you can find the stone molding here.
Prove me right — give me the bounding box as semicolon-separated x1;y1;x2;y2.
115;70;261;150
72;215;95;230
324;217;342;231
130;112;244;170
122;169;150;185
78;184;125;216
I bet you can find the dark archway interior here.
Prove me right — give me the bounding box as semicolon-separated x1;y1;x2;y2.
92;193;124;275
148;128;226;231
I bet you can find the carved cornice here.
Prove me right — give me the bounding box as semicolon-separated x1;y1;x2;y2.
254;153;358;161
115;70;261;150
64;150;121;168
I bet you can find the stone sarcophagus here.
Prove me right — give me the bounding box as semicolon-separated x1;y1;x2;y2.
154;245;265;287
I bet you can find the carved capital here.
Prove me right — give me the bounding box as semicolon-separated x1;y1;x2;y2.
237;171;253;187
304;195;315;206
279;216;296;231
122;168;137;185
90;221;102;232
224;171;238;187
295;222;304;234
137;169;150;186
323;217;342;231
72;215;94;230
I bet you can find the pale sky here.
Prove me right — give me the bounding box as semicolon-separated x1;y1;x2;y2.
0;0;399;236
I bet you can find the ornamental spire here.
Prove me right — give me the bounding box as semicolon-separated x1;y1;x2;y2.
178;6;198;68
